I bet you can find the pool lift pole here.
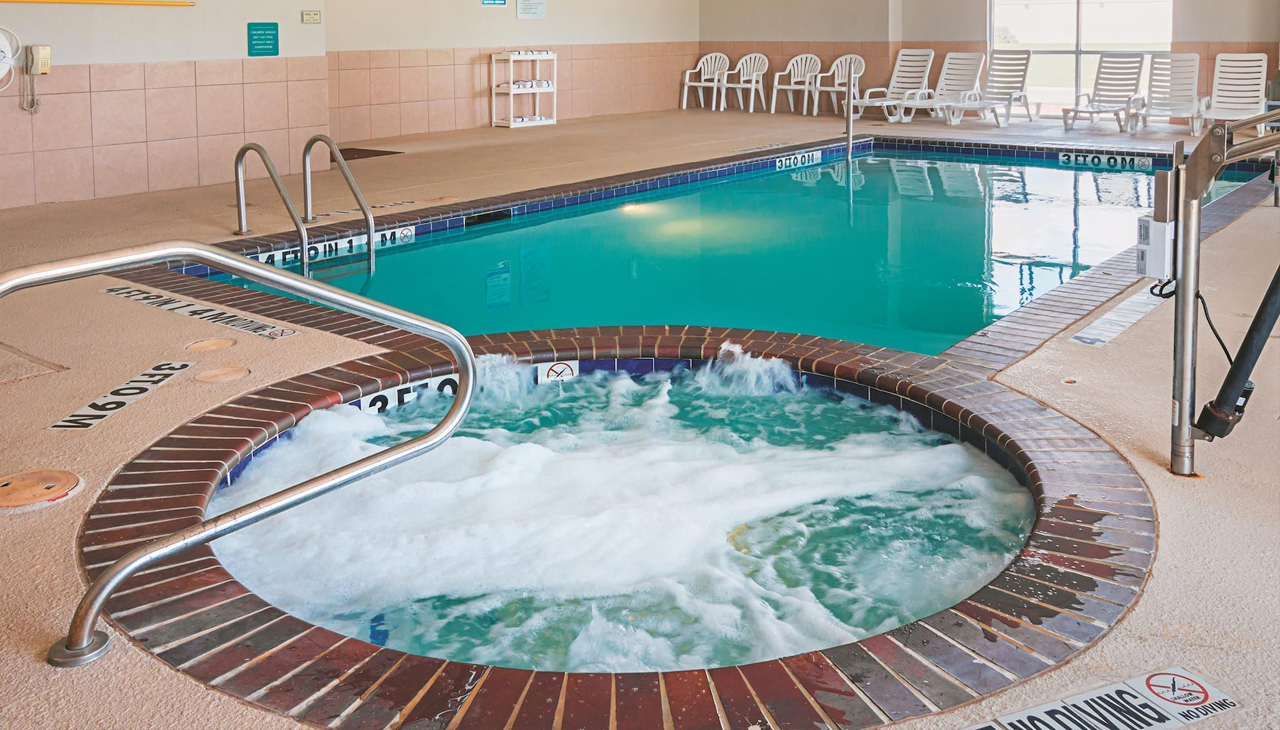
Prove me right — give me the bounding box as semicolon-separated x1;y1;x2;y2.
1166;110;1280;476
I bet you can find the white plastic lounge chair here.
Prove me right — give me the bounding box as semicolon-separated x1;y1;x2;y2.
856;49;935;123
889;52;986;123
1202;53;1269;135
682;53;729;110
940;49;1041;127
809;54;865;117
770;54;822;114
719;53;769;112
1128;53;1203;135
936;161;986;199
1062;53;1144;131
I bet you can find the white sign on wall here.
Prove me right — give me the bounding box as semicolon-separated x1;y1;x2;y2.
517;0;547;20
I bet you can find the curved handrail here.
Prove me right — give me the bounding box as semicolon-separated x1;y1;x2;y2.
0;241;477;667
302;134;378;275
234;143;313;277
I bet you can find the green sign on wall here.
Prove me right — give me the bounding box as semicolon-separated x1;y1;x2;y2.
247;22;280;57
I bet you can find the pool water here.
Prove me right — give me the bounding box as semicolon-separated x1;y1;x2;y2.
264;153;1171;355
211;350;1034;672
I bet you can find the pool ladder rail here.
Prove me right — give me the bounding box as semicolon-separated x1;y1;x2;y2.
234;135;377;279
0;241;476;668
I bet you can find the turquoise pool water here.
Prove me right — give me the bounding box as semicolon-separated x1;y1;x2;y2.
247;153;1254;355
211;353;1034;671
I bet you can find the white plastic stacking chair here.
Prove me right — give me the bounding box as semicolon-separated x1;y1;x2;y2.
1203;53;1269;135
890;52;986;123
719;53;769;112
1062;53;1144;131
682;53;729;110
940;50;1041;127
770;54;822;114
825;160;865;190
1128;53;1203;135
809;54;865;117
791;169;822;187
856;49;935;123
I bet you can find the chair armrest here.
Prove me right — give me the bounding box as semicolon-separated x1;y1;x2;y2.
903;89;933;103
959;89;982;105
1075;92;1091;106
683;69;695;83
773;70;788;85
863;87;889;100
814;70;835;87
1197;96;1210;114
721;70;739;83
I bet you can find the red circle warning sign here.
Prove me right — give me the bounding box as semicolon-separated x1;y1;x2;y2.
1146;673;1209;706
546;362;575;380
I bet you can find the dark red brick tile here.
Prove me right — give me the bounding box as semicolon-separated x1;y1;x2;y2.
615;673;664;730
298;649;410;727
217;627;346;698
781;652;883;729
664;670;721;730
454;667;532;730
186;615;312;683
558;672;612;730
888;623;1010;695
510;672;564;730
822;643;929;721
115;579;251;633
396;661;486;730
156;607;284;668
858;635;971;710
738;660;828;729
708;667;774;730
255;639;381;714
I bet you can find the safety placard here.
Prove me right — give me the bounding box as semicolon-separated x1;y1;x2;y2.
51;362;192;429
247;22;280;57
536;360;577;383
1130;668;1239;725
102;287;298;340
517;0;547;20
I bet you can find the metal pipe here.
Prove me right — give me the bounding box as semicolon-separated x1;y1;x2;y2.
1224;132;1280;164
234;143;312;277
846;68;855;164
1202;263;1280;427
302;135;378;275
1224;107;1280;133
1170;163;1201;476
0;241;476;667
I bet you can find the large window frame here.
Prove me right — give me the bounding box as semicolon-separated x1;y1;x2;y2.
988;0;1174;105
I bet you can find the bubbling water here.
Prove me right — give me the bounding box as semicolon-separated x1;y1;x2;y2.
210;348;1033;672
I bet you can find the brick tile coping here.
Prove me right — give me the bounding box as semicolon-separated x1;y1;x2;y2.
80;266;1156;730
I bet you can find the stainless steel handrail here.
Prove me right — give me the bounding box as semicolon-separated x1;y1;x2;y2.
233;143;313;277
0;241;477;667
302;135;378;275
1167;109;1280;475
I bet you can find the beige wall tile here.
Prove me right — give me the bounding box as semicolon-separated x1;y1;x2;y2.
287;79;329;127
328;108;341;141
91;90;147;146
243;129;291;177
93;142;149;197
0;152;35;209
339;69;371;107
427;66;455;100
196;59;244;86
428;48;455;66
428;99;456;131
91;63;145;91
31;93;93;151
454;64;486;99
34;147;94;203
145;86;198;141
454;48;483;65
399;49;430;68
289;125;330;172
244;82;290;132
146;138;199;191
38;64;92;95
370;67;401;105
370;104;401;138
400;101;430;134
144;61;195;89
336;106;371;142
400;66;431;102
196;84;245;136
339;51;371;70
197;132;245;185
287;56;329;82
0;99;33;154
243;57;288;84
370;50;400;69
454;98;476;129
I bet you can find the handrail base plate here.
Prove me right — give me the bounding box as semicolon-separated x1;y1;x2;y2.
47;631;109;668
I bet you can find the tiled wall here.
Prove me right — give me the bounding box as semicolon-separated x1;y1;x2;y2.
696;40;989;114
326;42;701;142
0;56;330;210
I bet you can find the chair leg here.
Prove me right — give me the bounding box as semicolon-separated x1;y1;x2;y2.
786;90;795;112
1190;116;1203;136
998;103;1012;128
737;88;744;111
1062;110;1073;131
681;84;689;110
770;86;778;113
696;87;704;108
1114;112;1125;132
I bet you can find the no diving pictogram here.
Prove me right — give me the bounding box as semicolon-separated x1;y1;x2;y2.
546;362;575;380
1146;672;1209;706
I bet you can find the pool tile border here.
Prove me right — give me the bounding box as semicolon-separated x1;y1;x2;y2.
82;268;1157;729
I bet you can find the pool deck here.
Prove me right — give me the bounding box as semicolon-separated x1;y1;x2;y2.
0;110;1277;729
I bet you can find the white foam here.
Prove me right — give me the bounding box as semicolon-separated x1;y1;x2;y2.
211;351;1032;671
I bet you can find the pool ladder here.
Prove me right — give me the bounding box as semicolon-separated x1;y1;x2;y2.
0;241;476;667
233;135;377;278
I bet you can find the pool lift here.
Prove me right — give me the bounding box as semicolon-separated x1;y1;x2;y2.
1158;109;1280;475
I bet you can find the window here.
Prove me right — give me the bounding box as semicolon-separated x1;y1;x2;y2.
991;0;1173;111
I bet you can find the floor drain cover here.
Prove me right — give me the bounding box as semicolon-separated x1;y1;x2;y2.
195;367;250;383
186;338;237;352
0;470;80;509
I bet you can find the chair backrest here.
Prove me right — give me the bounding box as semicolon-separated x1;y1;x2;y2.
827;54;866;85
935;52;986;99
733;53;769;79
696;53;730;80
887;49;935;97
1146;53;1200;108
1209;53;1268;115
983;49;1032;102
784;53;822;82
1089;53;1144;105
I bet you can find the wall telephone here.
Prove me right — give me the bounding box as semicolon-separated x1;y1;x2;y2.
26;44;51;75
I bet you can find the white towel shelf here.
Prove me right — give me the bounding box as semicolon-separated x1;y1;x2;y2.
491;52;557;128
